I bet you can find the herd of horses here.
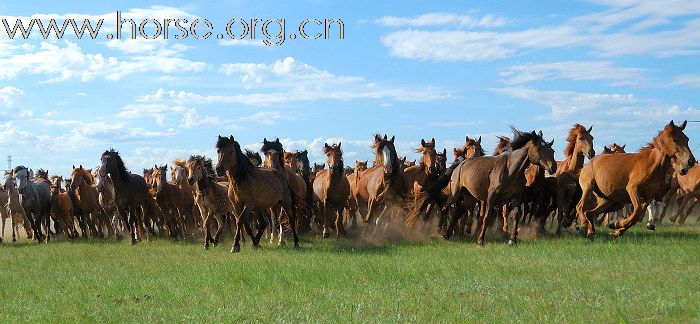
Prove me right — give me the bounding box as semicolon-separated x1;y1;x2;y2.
0;120;697;252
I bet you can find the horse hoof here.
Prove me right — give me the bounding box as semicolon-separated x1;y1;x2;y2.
278;241;286;247
322;232;330;238
608;222;617;230
646;223;656;231
231;246;241;253
508;239;517;245
204;245;209;250
130;240;137;246
293;243;300;249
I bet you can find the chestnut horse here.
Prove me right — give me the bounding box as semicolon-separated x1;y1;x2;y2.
347;160;368;228
99;149;149;245
172;159;199;231
667;164;700;224
262;138;310;234
554;124;595;235
49;175;78;239
187;155;233;249
313;143;350;237
71;165;110;238
363;134;409;226
426;128;556;245
152;165;186;237
575;120;695;238
216;135;299;252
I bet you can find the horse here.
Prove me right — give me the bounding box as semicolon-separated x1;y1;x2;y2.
94;169;123;237
313;143;350;237
575;120;695;238
99;149;150;245
284;150;314;232
493;136;511;155
602;143;626;154
215;135;299;252
347;160;368;228
554;124;595;235
425;127;556;245
187;155;234;249
70;165;110;238
49;175;78;239
666;164;700;224
172;159;199;232
13;166;52;243
244;149;263;167
152;165;186;237
362;134;409;227
1;172;32;242
262;138;310;234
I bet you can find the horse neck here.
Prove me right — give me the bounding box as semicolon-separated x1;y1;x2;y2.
639;146;672;178
506;146;532;179
563;146;585;172
195;173;212;196
109;169;130;194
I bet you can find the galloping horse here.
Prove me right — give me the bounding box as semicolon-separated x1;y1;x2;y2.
575;120;695;237
216;135;299;252
261;138;310;233
668;164;700;224
187;155;233;249
94;170;122;236
313;143;350;237
2;172;32;242
13;166;52;243
347;160;368;228
49;175;78;239
426;128;556;245
71;165;110;238
555;124;595;235
152;165;185;236
364;134;409;225
99;149;150;245
171;159;199;231
244;149;263;167
284;150;314;231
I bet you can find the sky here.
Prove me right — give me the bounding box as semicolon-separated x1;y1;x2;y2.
0;0;699;177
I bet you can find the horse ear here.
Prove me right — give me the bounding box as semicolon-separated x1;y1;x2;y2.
79;165;83;169
229;135;234;141
465;136;470;142
264;138;268;144
476;136;481;144
442;148;447;155
669;120;675;126
72;165;75;169
538;130;543;138
421;139;426;146
431;138;435;145
548;139;555;147
587;125;593;133
680;120;687;130
337;142;342;149
374;134;381;142
621;143;626;150
275;138;280;143
364;160;368;165
383;134;388;140
390;135;395;143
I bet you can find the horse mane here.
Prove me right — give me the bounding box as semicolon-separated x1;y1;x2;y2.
295;150;311;177
75;167;94;185
216;137;255;184
188;155;216;178
102;149;130;180
493;136;511;155
509;126;543;151
564;124;587;157
244;149;261;164
261;139;286;171
173;158;187;168
12;165;27;174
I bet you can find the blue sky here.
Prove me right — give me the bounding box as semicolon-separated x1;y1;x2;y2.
0;0;699;177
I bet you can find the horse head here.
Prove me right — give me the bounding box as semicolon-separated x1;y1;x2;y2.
660;120;695;175
323;142;344;175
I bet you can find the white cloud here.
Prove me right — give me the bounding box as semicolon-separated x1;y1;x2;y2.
500;61;647;86
218;39;266;47
0;41;208;82
380;3;700;61
180;108;225;128
239;111;300;125
219;56;362;85
672;75;700;88
376;12;506;28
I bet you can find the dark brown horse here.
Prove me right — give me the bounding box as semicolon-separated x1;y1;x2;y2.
99;149;150;245
576;120;695;237
426;127;556;245
216;136;299;252
313;143;350;237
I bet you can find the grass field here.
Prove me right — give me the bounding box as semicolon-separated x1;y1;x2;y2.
1;224;699;323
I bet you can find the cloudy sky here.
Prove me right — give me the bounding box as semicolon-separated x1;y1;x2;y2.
0;0;699;176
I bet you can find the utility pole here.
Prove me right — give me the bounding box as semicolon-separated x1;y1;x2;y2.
6;154;11;171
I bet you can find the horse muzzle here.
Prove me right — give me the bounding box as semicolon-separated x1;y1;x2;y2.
188;177;195;185
587;149;595;159
548;164;557;175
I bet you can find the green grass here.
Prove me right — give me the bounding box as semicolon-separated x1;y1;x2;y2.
1;224;699;323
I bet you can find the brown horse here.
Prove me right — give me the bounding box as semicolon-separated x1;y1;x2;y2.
493;136;511;155
171;159;199;231
575;120;695;237
666;164;700;224
245;149;263;167
554;124;595;235
262;138;310;233
426;127;556;245
602;143;626;154
70;165;109;238
49;175;78;239
216;135;299;252
347;160;368;228
152;165;186;237
313;143;350;237
187;155;233;249
99;149;150;245
363;134;409;226
284;150;315;232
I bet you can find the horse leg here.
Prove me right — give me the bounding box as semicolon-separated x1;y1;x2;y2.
500;204;510;237
322;201;330;238
335;205;345;237
611;191;648;237
478;195;496;246
508;198;523;245
203;212;211;250
679;198;698;225
252;212;267;247
11;209;17;243
287;205;300;248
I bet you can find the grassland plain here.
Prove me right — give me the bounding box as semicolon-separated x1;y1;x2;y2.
0;224;698;323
